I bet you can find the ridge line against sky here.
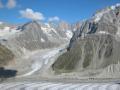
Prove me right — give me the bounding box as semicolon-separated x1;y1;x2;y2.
0;0;120;24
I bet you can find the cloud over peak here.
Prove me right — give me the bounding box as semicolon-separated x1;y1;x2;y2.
20;8;45;20
48;16;60;22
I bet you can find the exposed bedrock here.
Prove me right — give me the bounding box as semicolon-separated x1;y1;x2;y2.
52;34;120;73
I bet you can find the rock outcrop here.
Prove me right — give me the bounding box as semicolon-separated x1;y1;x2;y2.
0;44;14;67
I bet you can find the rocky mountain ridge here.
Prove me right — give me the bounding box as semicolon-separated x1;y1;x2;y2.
52;3;120;78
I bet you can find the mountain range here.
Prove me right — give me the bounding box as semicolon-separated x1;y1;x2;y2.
0;3;120;80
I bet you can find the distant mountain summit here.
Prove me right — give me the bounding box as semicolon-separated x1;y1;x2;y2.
1;20;73;57
0;21;19;38
52;4;120;79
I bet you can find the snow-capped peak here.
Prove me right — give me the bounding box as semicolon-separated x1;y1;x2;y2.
94;8;110;22
116;3;120;7
93;3;120;22
41;23;58;35
44;23;51;28
111;5;116;10
111;3;120;10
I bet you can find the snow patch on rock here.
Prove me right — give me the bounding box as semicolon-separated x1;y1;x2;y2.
94;9;110;22
98;31;109;34
66;30;73;39
94;3;120;22
41;25;58;37
41;38;45;42
111;3;120;10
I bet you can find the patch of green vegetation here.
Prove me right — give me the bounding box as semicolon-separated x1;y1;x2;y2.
52;40;82;73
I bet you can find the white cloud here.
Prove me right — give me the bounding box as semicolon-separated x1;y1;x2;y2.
6;0;16;9
0;0;3;8
20;8;45;20
48;16;60;22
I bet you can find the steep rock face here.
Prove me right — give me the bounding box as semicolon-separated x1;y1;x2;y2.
68;5;120;50
52;4;120;78
52;34;120;72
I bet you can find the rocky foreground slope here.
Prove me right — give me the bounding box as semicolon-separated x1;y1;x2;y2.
0;44;14;67
52;4;120;78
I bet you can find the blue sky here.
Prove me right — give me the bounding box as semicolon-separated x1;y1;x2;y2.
0;0;120;23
